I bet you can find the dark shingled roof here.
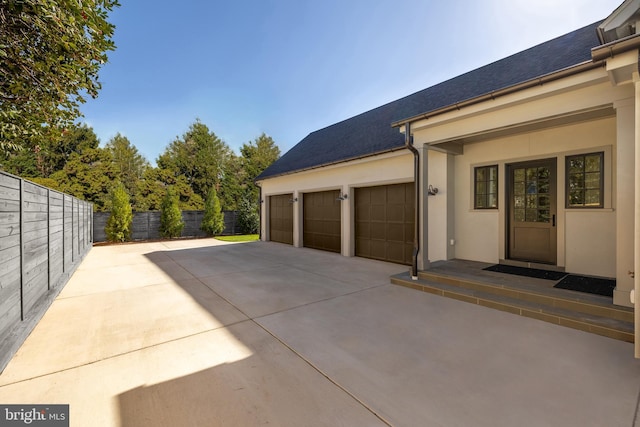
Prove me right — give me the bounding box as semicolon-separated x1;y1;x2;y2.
257;21;603;181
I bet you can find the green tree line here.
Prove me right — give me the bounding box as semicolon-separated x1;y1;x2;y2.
1;2;278;236
0;119;280;220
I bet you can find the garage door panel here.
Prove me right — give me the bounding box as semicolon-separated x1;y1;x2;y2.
387;186;406;204
303;190;341;253
370;187;385;203
387;205;404;222
386;223;405;242
269;194;293;245
371;205;386;221
356;222;370;238
355;183;414;265
387;242;405;263
371;223;386;240
356;207;370;221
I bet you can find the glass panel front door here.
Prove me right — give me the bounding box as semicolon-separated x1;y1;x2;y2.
508;159;557;264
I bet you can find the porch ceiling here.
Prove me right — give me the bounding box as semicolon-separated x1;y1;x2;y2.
427;105;615;150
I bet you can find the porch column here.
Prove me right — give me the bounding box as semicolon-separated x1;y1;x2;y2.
418;143;430;270
614;96;635;308
634;73;640;357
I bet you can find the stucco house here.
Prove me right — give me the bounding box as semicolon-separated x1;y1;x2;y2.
256;1;640;350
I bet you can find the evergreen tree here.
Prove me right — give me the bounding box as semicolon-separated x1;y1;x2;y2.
105;133;149;210
105;182;132;242
160;186;184;238
201;187;225;236
237;195;259;234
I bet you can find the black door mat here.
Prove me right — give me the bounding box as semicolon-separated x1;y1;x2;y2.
554;275;616;297
483;264;568;280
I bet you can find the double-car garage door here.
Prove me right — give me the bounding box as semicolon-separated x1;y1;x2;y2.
268;183;414;265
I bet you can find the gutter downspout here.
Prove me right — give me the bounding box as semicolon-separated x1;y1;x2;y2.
405;123;420;280
256;181;263;240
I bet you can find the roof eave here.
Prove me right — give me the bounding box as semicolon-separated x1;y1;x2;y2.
391;60;605;129
254;145;408;183
591;32;640;61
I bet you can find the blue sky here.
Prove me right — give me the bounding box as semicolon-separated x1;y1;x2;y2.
82;0;624;164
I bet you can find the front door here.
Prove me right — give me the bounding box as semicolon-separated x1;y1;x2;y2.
507;159;557;264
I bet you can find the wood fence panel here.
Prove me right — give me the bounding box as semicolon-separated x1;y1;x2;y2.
0;172;93;373
0;174;21;345
64;195;73;270
49;191;64;289
22;182;49;316
93;210;240;242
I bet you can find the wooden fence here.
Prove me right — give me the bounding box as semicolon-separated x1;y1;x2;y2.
0;171;92;373
92;210;239;242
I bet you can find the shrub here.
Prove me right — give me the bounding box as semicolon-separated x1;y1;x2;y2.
105;182;132;242
201;187;225;236
160;186;184;238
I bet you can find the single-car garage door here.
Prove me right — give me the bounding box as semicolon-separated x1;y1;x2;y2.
355;183;414;265
303;190;341;253
269;194;293;245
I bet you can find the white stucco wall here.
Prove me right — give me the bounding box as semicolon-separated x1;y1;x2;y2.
258;151;414;256
444;117;617;277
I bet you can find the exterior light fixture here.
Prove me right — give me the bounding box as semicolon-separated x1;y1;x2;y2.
336;194;348;201
428;185;439;196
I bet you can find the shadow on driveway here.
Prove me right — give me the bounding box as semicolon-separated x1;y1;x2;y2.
117;240;640;427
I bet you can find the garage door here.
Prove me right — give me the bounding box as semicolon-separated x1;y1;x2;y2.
355;183;414;265
269;194;293;245
303;190;341;253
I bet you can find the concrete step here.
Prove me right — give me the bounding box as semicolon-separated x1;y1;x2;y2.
391;272;634;343
418;270;634;324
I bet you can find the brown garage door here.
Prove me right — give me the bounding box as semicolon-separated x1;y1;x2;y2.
303;190;341;253
269;194;293;245
355;183;414;265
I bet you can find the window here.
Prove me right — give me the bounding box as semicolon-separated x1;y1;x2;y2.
566;152;604;208
474;165;498;209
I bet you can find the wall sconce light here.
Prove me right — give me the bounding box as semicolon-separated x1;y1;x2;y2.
259;199;264;204
289;197;298;203
336;194;348;201
427;185;439;196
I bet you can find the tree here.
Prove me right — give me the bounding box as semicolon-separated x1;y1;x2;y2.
157;120;231;203
240;133;280;202
105;181;132;242
137;167;204;211
201;187;225;236
236;195;259;235
47;124;101;174
159;186;184;238
0;1;120;152
105;133;149;210
0;122;100;178
50;146;117;211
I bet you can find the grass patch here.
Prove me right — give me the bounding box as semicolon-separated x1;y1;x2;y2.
215;234;259;242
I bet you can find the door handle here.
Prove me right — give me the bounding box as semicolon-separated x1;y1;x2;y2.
552;214;556;227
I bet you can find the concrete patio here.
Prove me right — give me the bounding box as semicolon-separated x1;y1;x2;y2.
0;238;639;426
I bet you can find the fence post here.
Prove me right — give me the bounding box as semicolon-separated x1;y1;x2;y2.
47;189;51;291
19;178;24;321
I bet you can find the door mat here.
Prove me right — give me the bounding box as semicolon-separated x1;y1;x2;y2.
483;264;568;280
554;275;615;297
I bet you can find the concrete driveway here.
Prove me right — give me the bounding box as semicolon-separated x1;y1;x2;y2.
0;239;639;426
